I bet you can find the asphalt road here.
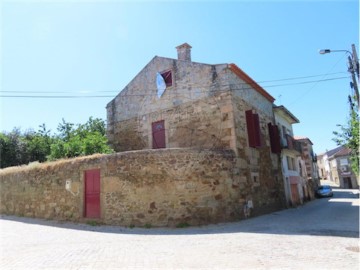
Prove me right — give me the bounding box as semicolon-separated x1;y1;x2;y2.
0;187;359;269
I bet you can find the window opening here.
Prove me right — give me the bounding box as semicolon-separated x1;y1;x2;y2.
161;70;172;87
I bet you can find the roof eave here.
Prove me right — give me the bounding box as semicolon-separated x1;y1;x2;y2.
229;63;275;103
274;105;300;124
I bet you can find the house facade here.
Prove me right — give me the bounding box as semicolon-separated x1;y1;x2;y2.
273;106;308;206
294;137;320;197
106;43;286;217
317;146;342;181
318;146;359;189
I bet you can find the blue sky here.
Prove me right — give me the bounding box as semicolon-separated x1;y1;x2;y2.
1;0;359;154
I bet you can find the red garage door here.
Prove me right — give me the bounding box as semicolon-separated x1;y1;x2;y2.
84;169;101;218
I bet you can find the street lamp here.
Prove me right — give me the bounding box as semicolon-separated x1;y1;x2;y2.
319;49;352;55
319;44;359;108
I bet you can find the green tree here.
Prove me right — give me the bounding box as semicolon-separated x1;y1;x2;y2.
57;118;75;141
83;131;113;155
1;118;113;168
333;98;359;176
24;124;53;163
0;128;29;168
48;117;113;160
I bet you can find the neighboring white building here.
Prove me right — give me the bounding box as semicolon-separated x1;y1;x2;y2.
274;106;307;206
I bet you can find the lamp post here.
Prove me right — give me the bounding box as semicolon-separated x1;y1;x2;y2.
319;44;359;108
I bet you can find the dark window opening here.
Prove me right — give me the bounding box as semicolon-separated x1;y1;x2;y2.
161;70;172;87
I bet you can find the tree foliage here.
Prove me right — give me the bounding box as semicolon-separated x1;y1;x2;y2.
0;118;113;168
333;99;359;176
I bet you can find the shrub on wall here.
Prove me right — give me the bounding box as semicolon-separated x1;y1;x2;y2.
0;117;113;168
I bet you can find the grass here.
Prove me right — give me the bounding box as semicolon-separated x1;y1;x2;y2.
0;153;107;175
86;220;100;226
176;222;190;228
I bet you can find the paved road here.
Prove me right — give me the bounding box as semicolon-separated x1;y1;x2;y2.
1;187;359;270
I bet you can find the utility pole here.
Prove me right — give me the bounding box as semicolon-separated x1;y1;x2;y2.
348;55;359;108
351;44;359;79
319;44;360;109
349;44;359;108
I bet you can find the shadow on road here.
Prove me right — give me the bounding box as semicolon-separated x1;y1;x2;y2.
1;189;359;238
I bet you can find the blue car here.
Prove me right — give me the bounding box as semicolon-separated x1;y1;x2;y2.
315;185;334;198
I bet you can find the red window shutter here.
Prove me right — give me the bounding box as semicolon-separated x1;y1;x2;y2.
246;110;255;147
268;123;275;152
246;110;261;148
268;123;281;154
273;124;281;153
161;70;172;87
253;113;261;147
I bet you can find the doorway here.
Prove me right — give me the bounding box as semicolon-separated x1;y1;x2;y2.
152;120;166;149
84;169;101;218
343;177;353;189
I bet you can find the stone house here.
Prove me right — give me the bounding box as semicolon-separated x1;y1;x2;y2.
317;145;343;181
273;105;308;205
318;146;359;189
106;43;285;217
0;43;289;227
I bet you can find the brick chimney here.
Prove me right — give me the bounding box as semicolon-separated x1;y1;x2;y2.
176;43;192;61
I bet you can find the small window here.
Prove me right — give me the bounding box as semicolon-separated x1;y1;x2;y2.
161;70;172;87
286;156;292;170
251;172;260;186
340;158;348;165
286;157;296;171
292;158;296;171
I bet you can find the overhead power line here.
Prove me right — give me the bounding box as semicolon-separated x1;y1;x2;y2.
0;73;350;99
0;95;115;98
257;71;347;83
261;76;349;88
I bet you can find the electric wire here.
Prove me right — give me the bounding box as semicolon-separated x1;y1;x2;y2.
0;71;348;95
288;53;349;106
0;73;350;99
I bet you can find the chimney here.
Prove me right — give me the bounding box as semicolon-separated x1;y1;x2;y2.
176;43;192;61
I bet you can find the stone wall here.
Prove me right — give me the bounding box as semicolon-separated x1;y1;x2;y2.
108;92;236;152
231;95;285;214
106;56;233;152
106;56;229;124
0;149;285;227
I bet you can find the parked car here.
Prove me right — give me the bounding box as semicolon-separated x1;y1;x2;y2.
315;185;333;198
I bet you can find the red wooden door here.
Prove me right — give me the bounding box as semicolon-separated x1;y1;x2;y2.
290;184;300;205
152;120;166;149
84;169;101;218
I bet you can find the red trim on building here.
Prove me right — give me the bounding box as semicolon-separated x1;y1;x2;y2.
229;63;275;103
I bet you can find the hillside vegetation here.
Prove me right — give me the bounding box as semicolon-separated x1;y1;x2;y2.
0;117;113;169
